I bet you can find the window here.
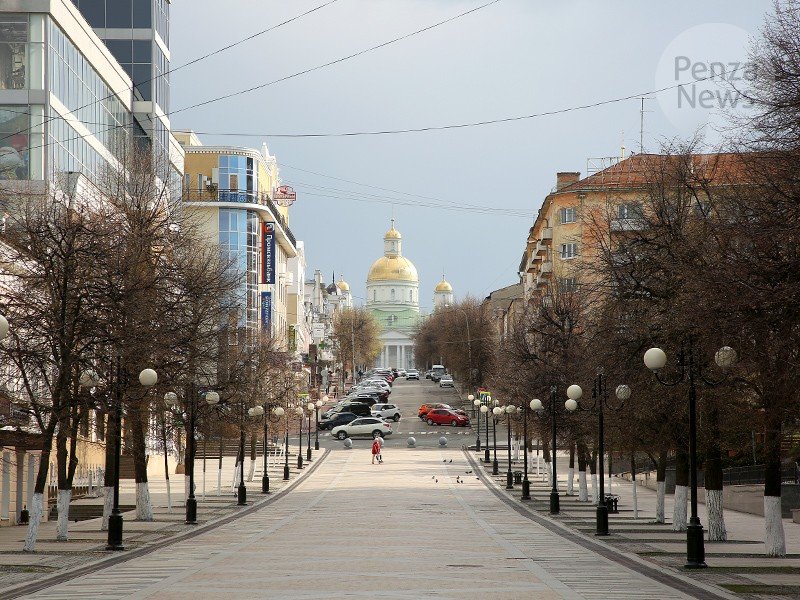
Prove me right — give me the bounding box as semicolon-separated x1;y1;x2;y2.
373;290;377;301
559;243;578;259
559;277;578;293
559;207;577;224
0;14;31;90
390;288;395;300
409;290;413;301
618;203;642;220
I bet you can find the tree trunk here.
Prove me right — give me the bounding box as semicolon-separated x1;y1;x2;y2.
567;443;575;495
248;434;256;482
704;405;727;542
161;413;171;510
23;422;56;552
656;449;667;523
55;411;70;541
763;421;785;556
577;441;588;501
589;446;598;504
631;452;638;520
673;450;689;532
102;413;116;531
217;436;223;496
130;410;153;521
542;437;552;485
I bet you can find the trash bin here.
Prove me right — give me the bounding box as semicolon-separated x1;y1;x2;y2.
514;471;523;484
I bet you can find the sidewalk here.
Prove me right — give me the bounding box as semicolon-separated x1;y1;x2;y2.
0;451;326;596
476;451;800;599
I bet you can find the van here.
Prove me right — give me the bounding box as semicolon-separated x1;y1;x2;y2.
430;364;446;382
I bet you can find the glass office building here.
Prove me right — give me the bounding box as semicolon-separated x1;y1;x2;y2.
0;1;182;190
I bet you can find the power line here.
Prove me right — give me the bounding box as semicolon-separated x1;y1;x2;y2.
0;0;342;145
169;0;502;115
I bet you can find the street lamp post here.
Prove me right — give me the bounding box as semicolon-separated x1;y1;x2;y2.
262;406;284;493
491;405;501;475
315;397;326;451
565;375;630;536
296;407;304;469
107;368;156;550
522;400;531;500
469;394;480;452
530;387;561;514
283;406;290;480
505;405;516;489
480;404;489;463
644;344;736;569
236;397;247;506
306;402;314;462
176;389;219;524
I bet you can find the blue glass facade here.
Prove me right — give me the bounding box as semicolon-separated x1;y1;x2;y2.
218;154;258;203
219;209;259;329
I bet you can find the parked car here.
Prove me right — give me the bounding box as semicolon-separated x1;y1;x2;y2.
331;417;393;440
425;370;432;379
425;408;470;427
430;365;446;382
418;403;452;419
399;369;407;377
323;402;371;419
317;411;359;431
341;393;379;407
406;369;420;380
371;403;401;422
439;375;454;388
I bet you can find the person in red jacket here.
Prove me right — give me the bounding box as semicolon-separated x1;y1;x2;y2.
371;438;382;464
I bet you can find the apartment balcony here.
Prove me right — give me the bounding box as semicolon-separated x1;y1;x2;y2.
541;227;553;242
535;241;547;255
540;261;553;274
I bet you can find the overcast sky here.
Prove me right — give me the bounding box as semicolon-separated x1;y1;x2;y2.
170;0;771;310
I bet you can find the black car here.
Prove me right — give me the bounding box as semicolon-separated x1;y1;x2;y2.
318;411;359;430
341;394;379;407
322;402;372;420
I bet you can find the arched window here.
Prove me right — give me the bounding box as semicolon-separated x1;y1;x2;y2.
391;288;396;300
409;290;413;301
373;290;377;301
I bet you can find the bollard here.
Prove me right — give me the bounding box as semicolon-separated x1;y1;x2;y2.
439;436;447;447
344;438;353;449
407;437;416;447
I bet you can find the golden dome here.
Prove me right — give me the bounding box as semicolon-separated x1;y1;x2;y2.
337;278;350;292
367;256;418;282
384;226;401;240
435;279;452;293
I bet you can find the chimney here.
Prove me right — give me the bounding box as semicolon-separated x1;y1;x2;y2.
556;172;580;190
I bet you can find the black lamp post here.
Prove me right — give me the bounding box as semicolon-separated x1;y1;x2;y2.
305;401;313;462
504;405;517;489
531;386;562;514
565;373;630;536
236;395;247;506
315;397;325;450
644;344;736;569
296;407;304;469
522;400;531;500
262;405;284;493
283;407;290;480
491;404;500;475
483;398;491;463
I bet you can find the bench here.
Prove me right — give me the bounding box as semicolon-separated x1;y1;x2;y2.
604;494;619;514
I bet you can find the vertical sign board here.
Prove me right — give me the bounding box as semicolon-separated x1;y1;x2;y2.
262;222;275;284
260;291;272;332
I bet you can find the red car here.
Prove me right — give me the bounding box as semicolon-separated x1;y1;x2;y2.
425;408;470;427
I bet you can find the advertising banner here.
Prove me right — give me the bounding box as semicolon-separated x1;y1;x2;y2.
260;291;272;331
262;222;275;284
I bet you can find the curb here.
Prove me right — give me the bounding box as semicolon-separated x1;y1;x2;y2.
464;450;739;600
1;449;330;600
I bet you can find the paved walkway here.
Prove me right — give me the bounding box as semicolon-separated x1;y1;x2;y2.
27;448;702;599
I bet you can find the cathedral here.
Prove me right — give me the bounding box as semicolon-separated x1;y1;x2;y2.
366;220;453;369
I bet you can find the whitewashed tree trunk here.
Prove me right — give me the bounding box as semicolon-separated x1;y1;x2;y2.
655;481;666;523
56;489;71;541
578;470;588;501
705;489;727;541
764;496;786;557
566;467;574;495
673;485;688;531
165;477;172;510
23;493;44;552
631;481;638;519
247;459;255;482
590;473;598;504
216;466;222;496
136;482;153;521
101;486;113;531
544;461;551;485
535;456;540;476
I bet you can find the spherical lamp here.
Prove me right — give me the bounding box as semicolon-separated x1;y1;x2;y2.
273;406;285;417
715;346;737;370
480;405;489;414
530;398;543;411
205;391;220;405
644;347;667;371
615;384;631;401
565;399;578;412
567;384;583;400
0;315;8;340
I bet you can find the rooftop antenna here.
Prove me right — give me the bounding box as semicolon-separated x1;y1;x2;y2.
620;130;626;160
638;97;653;153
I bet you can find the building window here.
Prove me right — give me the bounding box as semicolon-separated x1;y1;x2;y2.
409;290;413;301
0;14;29;90
391;289;395;301
618;203;642;220
559;277;578;293
559;207;577;224
559;243;578;259
373;290;377;301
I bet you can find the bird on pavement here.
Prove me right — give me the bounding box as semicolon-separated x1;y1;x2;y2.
449;459;452;463
442;459;446;463
435;478;438;483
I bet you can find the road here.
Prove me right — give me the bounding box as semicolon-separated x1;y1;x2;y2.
28;379;694;599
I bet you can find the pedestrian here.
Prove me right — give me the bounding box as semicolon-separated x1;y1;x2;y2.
371;437;381;464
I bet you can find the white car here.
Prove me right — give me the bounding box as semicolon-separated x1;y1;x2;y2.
371;403;401;422
331;417;393;440
439;375;454;388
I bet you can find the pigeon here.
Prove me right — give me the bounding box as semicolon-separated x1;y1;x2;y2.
435;478;438;483
443;459;446;463
449;459;452;463
431;476;436;480
465;470;473;474
476;477;480;480
456;476;461;483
